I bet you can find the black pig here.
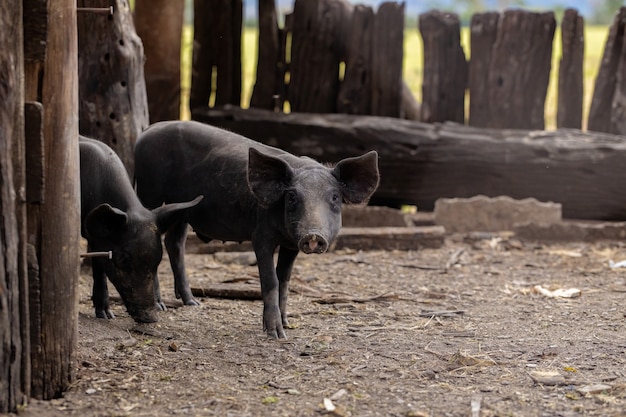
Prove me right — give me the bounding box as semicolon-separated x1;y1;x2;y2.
134;121;380;338
80;137;202;323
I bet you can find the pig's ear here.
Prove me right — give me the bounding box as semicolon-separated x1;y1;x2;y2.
247;148;293;208
333;150;380;204
85;204;128;239
153;195;204;234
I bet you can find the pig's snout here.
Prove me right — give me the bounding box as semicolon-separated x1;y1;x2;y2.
299;233;329;254
127;305;158;323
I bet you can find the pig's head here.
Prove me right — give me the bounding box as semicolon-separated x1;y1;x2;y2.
248;148;379;254
85;196;203;322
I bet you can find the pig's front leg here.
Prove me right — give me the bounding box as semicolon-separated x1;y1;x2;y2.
276;246;298;327
164;221;199;306
254;242;285;339
91;258;115;319
153;273;167;311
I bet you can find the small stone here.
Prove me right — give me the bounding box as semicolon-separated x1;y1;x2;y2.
577;384;612;395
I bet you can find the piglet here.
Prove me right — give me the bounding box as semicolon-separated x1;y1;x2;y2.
80;136;202;322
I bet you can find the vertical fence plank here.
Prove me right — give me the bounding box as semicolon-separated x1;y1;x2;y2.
557;9;584;129
250;0;280;110
190;0;242;109
419;10;467;123
468;12;499;127
588;8;626;133
371;2;404;117
486;10;555;129
135;0;184;122
289;0;343;113
337;4;373;114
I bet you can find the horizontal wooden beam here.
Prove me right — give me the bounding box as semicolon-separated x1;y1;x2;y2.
192;106;626;221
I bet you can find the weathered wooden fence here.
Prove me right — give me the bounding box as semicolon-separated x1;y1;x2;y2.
188;1;626;134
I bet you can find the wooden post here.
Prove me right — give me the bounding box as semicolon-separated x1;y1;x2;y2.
468;12;499;127
289;0;343;113
557;9;584;129
190;0;242;109
25;0;80;400
0;0;28;412
371;2;405;117
77;0;149;178
250;0;280;110
588;7;626;134
486;10;555;129
135;0;184;122
419;10;467;123
337;5;374;114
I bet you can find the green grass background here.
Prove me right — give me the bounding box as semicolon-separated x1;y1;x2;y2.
181;25;609;130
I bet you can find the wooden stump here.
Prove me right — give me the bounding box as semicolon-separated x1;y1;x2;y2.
486;10;555;129
371;2;404;118
588;7;626;134
135;0;184;122
190;0;242;108
468;12;499;127
419;10;467;123
77;0;149;178
557;9;584;129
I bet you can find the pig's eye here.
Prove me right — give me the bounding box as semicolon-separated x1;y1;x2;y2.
286;190;299;211
331;192;341;211
112;250;132;272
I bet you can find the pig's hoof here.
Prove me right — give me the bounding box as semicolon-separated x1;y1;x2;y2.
95;308;115;319
184;298;200;307
156;300;167;311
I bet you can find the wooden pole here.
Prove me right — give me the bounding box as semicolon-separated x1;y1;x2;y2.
0;0;28;411
27;0;80;400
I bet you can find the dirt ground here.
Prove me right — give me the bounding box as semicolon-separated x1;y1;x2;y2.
12;233;626;417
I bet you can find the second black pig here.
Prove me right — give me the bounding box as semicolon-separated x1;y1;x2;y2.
134;121;380;338
80;136;202;323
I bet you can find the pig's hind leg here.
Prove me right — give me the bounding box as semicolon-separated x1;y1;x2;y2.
164;221;199;306
276;246;298;328
92;258;115;319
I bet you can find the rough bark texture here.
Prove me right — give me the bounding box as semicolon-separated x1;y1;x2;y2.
468;12;499;127
190;0;242;109
0;0;28;412
77;0;149;178
250;0;280;110
419;10;467;123
27;0;80;400
193;106;626;221
587;7;626;133
557;9;584;129
135;0;184;122
289;0;343;113
487;10;555;129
